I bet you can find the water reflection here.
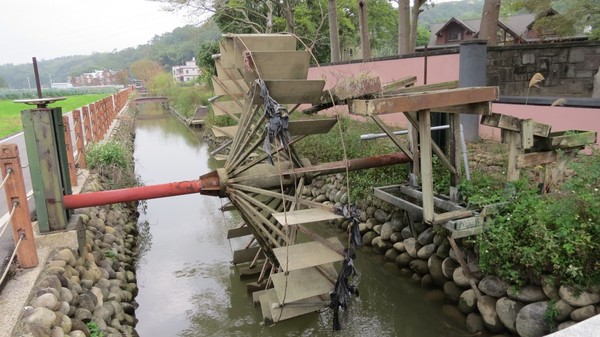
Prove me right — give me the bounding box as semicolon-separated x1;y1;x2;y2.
133;103;475;337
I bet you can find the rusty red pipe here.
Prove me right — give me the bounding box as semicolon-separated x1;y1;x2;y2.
63;180;204;209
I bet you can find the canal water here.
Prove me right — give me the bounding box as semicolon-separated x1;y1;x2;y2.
133;104;474;336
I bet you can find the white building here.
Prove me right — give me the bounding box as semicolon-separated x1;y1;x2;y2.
172;58;201;83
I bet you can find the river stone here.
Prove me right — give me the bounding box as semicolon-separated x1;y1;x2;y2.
103;233;117;245
443;281;462;303
421;274;434;288
458;289;478;314
56;248;77;267
557;320;577;330
373;225;382;235
477;295;504;332
392;241;406;253
32;292;61;311
71;319;90;336
71;330;87;337
465;313;484;333
121;302;135;316
52;325;65;337
433;233;444;246
389;231;403;243
404;238;421;258
452;267;471;288
417;228;435;245
495;297;523;333
374;209;388;223
384;248;399;262
91;286;104;307
78;292;97;312
428;255;446;287
516;301;551;337
390;214;403;231
410;273;422;283
358;222;368;234
60;287;74;305
409;259;429;275
507;285;547;303
478;275;509;298
436;239;450;258
559;286;600;307
401;226;412;240
554;299;574;321
570;305;596;321
417;244;436;260
58;313;72;333
380;222;393;240
94;305;113;323
47;260;67;269
395;252;413;268
541;276;560;300
38;276;62;292
362;231;377;246
441;257;459;279
314;194;327;202
22;306;56;328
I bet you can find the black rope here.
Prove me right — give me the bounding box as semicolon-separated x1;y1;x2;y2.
329;248;359;331
335;204;362;248
257;79;290;165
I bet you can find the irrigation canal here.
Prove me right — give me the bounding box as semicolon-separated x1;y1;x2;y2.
133;103;477;336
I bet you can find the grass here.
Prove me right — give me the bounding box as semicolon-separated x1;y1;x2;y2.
0;93;109;139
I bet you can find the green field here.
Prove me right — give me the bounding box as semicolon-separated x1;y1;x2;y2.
0;94;110;139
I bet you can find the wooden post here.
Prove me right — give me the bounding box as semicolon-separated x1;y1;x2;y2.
72;109;87;169
82;106;93;144
449;114;462;202
92;103;100;142
62;117;78;187
418;109;435;223
0;144;38;268
505;129;521;181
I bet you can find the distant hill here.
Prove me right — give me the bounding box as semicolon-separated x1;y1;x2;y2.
0;22;220;89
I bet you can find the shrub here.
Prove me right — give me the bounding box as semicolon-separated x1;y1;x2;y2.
86;140;128;170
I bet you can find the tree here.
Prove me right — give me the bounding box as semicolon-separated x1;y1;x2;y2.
328;0;341;62
358;0;371;59
480;0;501;46
130;59;164;83
398;0;411;54
0;76;8;88
506;0;600;40
410;0;428;51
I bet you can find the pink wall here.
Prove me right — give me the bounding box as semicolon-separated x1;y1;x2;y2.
307;55;598;144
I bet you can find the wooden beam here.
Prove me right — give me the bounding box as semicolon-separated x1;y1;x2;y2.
517;151;558;168
381;76;417;93
432;209;473;225
419;109;435;223
481;113;551;137
370;115;413;160
505;129;521;181
382;79;457;95
350;86;498;116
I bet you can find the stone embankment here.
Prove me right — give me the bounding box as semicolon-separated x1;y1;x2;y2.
306;173;600;337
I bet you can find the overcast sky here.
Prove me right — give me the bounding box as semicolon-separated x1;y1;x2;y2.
0;0;189;65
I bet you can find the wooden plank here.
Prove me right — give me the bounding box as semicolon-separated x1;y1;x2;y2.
505;129;521;181
432;209;473;225
272;208;343;227
521;119;535;149
373;187;423;214
382;79;457;95
259;288;323;323
215;59;242;79
350;86;498;116
451;226;484;239
259;289;275;322
536;130;597;150
243;51;310;82
212;125;238;139
381;76;417;92
239;264;263;278
396;185;465;211
271;264;336;303
212;76;249;97
253;80;326;105
481;113;551;137
219;38;235;68
234;34;297;51
433;102;491;115
272;238;344;272
419;109;435;223
252;289;269;305
517;151;558;168
212;100;243;117
227;226;253;239
233;246;261;264
289;118;337;136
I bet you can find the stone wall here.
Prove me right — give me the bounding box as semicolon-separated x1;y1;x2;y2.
487;40;600;97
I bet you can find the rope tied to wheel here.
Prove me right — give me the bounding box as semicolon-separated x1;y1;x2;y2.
329;248;360;331
257;79;290;165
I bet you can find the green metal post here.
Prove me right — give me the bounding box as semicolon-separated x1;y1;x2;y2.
21;107;69;232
